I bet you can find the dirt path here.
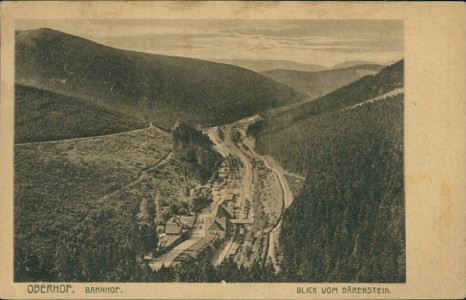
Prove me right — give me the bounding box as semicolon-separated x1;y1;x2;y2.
343;88;404;111
15;123;171;146
149;223;208;270
242;142;292;271
149;234;203;270
261;155;305;181
214;239;235;266
96;151;173;203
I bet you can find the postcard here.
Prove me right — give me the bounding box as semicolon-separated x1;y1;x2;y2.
0;1;464;299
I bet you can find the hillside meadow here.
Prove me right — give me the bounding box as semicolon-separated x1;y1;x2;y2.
14;128;175;281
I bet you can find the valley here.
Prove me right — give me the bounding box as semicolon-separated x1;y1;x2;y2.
13;26;405;283
260;64;384;100
14;103;297;280
15;28;299;129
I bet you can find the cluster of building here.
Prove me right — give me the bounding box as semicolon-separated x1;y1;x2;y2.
211;158;243;219
151;149;256;267
202;202;233;239
156;215;196;253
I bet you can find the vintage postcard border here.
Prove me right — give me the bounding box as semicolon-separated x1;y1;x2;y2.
1;1;465;299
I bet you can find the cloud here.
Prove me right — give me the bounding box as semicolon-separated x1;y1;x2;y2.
16;19;403;67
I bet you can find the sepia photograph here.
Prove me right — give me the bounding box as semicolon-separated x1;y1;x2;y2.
14;18;405;283
0;1;465;299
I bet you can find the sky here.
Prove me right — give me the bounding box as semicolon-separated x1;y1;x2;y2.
16;19;403;67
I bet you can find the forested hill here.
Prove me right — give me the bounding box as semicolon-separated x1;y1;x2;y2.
249;60;405;282
15;28;299;128
331;60;384;69
213;58;326;73
250;60;404;145
260;64;384;100
15;84;145;143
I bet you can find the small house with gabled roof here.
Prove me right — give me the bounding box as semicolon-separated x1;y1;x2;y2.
165;217;182;235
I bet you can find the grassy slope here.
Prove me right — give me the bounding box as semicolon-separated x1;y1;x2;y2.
250;61;405;282
16;28;298;128
15;84;145;143
260;64;383;100
14;128;176;281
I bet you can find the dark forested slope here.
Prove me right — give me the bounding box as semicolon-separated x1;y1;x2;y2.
250;60;404;157
250;61;405;282
172;121;222;185
279;95;404;282
16;28;298;128
15;84;145;143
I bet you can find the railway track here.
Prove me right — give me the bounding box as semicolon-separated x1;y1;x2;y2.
206;119;293;271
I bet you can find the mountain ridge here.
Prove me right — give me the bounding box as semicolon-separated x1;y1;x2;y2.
248;60;405;282
213;58;327;73
331;60;388;69
15;84;146;144
251;60;404;138
260;64;384;99
16;28;299;128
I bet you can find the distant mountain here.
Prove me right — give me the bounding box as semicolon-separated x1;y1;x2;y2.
260;64;384;100
331;60;386;69
253;60;404;135
214;58;327;73
249;60;405;282
384;59;402;66
15;28;299;128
